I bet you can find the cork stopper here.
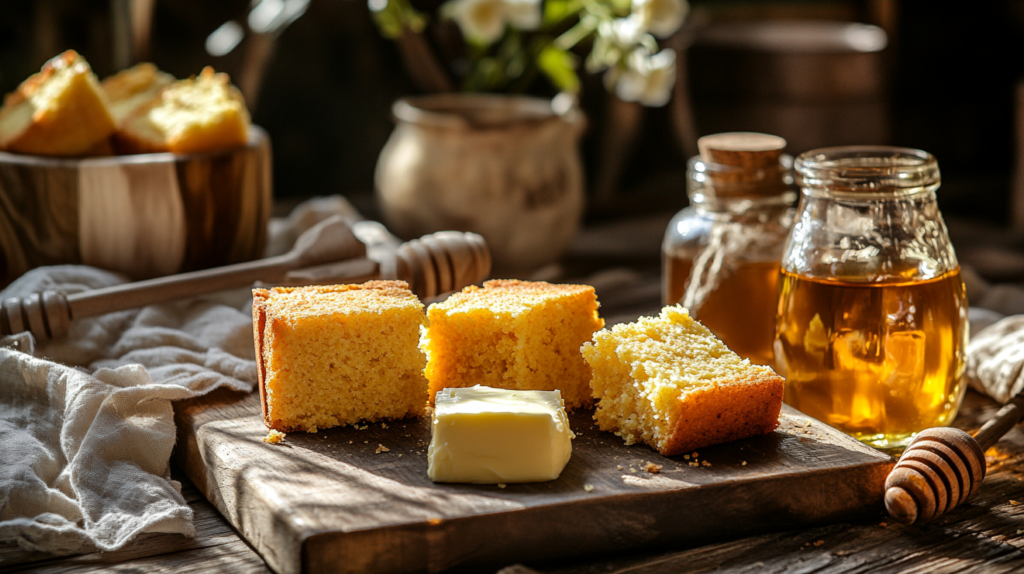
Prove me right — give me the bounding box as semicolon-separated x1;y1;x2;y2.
697;132;789;197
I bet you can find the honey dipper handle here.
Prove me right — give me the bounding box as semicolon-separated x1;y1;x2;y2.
66;255;297;319
973;397;1024;451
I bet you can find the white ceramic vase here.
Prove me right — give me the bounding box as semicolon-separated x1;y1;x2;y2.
375;94;585;276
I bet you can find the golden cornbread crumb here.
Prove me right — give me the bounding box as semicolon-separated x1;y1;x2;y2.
422;280;604;409
262;429;286;444
582;305;784;456
252;281;428;433
645;462;663;474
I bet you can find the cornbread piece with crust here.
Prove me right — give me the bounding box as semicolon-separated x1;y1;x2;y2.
0;50;116;156
582;305;784;455
115;66;250;154
252;281;428;432
422;279;604;409
101;62;175;127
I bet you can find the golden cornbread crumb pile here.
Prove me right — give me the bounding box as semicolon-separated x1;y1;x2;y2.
582;305;783;455
422;279;604;409
252;281;428;432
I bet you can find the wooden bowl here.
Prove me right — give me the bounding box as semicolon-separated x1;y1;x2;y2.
0;127;272;284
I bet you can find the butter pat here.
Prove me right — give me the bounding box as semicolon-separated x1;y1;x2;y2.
427;386;574;483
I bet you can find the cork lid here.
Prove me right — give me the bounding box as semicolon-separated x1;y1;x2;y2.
696;132;790;197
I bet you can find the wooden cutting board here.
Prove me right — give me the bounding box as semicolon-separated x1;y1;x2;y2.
174;389;894;574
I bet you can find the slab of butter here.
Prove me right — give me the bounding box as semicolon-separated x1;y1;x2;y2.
427;386;574;483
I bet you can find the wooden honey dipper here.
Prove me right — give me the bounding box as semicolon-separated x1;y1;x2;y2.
885;391;1024;524
0;216;490;343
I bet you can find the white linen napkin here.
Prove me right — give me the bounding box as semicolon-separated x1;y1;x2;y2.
962;270;1024;404
0;265;256;554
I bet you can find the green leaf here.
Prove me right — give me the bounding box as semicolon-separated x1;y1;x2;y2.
537;45;580;94
544;0;574;25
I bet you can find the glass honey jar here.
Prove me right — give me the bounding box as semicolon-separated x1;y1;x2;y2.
663;133;796;367
775;146;969;450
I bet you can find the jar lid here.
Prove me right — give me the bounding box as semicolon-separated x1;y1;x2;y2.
795;145;940;197
696;132;791;197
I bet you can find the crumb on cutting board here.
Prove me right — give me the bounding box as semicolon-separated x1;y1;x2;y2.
263;429;286;444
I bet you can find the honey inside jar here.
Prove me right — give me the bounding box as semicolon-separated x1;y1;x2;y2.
775;267;968;449
664;255;779;367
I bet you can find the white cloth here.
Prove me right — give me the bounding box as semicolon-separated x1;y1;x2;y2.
967;315;1024;404
961;267;1024;403
0;266;256;554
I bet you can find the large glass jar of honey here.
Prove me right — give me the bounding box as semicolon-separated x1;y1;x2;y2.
663;133;795;367
775;146;968;450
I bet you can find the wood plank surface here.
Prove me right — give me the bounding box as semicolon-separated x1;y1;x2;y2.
173;385;893;574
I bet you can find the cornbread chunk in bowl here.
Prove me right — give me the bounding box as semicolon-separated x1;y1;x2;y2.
422;279;604;409
582;305;784;455
101;62;175;127
252;281;428;433
116;66;250;154
0;50;116;156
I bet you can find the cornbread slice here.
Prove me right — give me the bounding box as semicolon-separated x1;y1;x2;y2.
115;66;250;154
582;305;784;455
252;281;428;432
101;62;175;127
422;280;604;409
0;50;116;156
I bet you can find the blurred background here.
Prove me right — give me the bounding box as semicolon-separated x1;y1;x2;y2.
3;0;1024;277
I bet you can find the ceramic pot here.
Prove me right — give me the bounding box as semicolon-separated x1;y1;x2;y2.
375;94;585;276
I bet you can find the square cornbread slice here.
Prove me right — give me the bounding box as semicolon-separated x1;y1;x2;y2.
582;305;784;455
422;280;604;409
252;281;428;432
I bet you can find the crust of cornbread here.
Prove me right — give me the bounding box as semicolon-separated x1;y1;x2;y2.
584;305;784;455
661;371;783;456
0;50;116;156
252;281;427;432
115;67;250;154
423;279;604;409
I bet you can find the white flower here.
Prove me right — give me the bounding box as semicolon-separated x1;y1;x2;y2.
612;48;676;107
447;0;540;44
505;0;541;30
632;0;688;38
597;15;646;49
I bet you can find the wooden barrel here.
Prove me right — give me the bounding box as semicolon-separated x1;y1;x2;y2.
0;127;272;285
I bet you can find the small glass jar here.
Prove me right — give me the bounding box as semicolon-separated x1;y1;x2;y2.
775;146;969;450
663;153;796;367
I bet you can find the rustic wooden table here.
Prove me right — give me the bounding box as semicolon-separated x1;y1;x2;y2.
5;214;1024;574
5;390;1024;574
